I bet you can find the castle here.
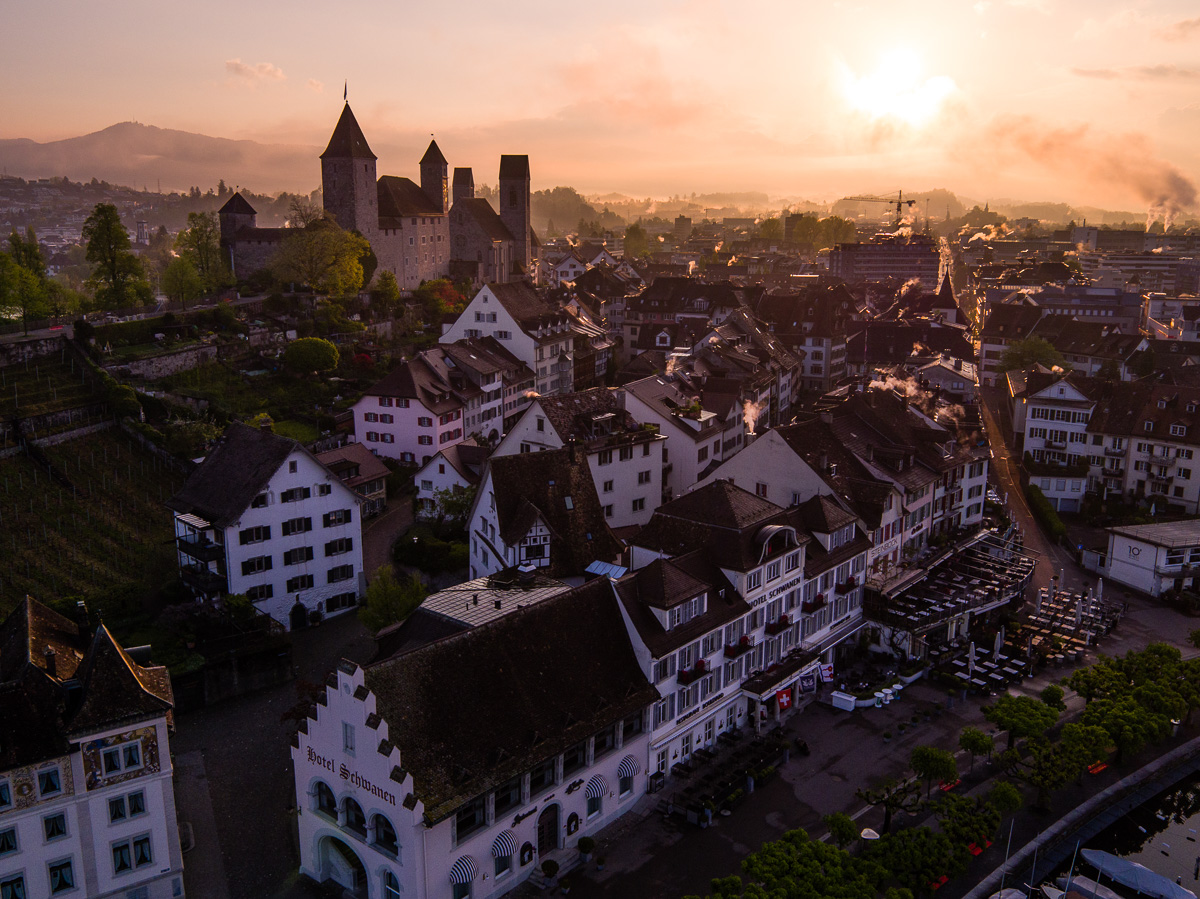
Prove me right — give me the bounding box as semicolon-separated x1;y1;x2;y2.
220;103;535;290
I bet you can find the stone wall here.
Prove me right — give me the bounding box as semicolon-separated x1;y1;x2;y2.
0;336;68;366
104;344;220;380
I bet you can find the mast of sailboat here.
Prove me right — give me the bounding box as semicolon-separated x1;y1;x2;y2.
998;820;1015;893
1027;834;1040;897
1063;840;1080;895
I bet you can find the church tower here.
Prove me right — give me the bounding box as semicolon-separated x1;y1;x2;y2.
452;167;474;205
499;155;531;275
320;104;378;238
420;140;448;214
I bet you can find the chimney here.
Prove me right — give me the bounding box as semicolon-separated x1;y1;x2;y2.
567;436;576;463
494;599;502;610
819;453;828;472
43;646;57;678
74;601;90;640
517;563;536;586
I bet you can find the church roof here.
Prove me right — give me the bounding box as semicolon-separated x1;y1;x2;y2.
454;198;515;242
320;103;377;160
378;176;443;221
420;139;447;165
499;155;530;180
219;191;256;216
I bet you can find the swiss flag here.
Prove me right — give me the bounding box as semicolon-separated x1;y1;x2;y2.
776;690;792;710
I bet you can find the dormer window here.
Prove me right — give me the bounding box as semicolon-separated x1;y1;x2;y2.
1145;421;1155;432
1171;424;1187;437
1159;399;1168;409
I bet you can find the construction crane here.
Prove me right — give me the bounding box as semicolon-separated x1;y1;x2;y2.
843;190;917;228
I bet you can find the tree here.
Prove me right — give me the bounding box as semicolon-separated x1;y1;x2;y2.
359;567;427;633
1041;684;1066;711
986;781;1023;817
282;337;339;375
623;222;650;259
856;777;921;834
983;694;1060;750
412;278;466;322
0;250;45;335
428;485;476;534
958;726;994;772
998;336;1065;374
370;270;401;318
758;218;783;242
82;202;151;309
728;829;880;899
175;211;229;292
271;216;370;297
161;257;204;310
823;811;858;849
910;745;957;799
864;827;965;895
8;227;45;279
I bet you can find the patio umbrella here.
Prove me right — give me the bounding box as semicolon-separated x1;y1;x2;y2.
994;626;1005;657
968;642;976;675
1035;589;1044;614
1075;598;1083;627
1097;578;1103;601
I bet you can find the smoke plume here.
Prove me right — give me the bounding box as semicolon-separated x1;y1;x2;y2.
742;400;761;436
869;375;921;397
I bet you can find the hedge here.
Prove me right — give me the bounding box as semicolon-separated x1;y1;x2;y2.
1025;483;1067;541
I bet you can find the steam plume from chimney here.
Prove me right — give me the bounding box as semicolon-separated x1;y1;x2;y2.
742;400;761;436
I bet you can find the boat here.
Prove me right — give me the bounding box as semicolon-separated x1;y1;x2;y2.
1055;875;1123;899
1080;849;1198;899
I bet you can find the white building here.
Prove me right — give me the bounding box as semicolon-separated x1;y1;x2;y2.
441;283;575;398
168;423;366;631
414;443;490;521
1008;370;1096;513
1100;521;1200;598
0;599;184;899
291;579;659;899
494;389;666;529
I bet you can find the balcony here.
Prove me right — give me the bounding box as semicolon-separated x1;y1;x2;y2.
180;563;227;596
177;535;223;563
765;613;791;636
677;660;710;685
835;577;859;596
1044;439;1067;450
1104;447;1125;458
724;636;754;659
801;595;827;614
1102;466;1124;478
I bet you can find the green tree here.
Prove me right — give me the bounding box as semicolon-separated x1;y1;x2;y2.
82;202;151;309
1041;684;1066;711
428;485;477;534
359;567;427;633
175;211;229;292
623;222;650;259
983;694;1060;750
758;217;783;242
736;829;880;899
161;257;205;311
958;726;994;772
282;337;340;375
998;336;1065;373
864;827;964;895
271;216;370;297
8;227;46;279
823;811;858;849
910;745;957;799
370;270;401;318
986;781;1023;817
0;250;45;334
856;777;921;834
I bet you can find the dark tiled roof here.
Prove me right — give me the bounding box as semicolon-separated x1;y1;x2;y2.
371;608;469;661
362;579;657;823
316;442;390;489
0;598;173;768
533;389;640;443
453;197;514;242
489;447;623;577
378;176;443;221
498;155;530;180
420;140;447;165
167;423;298;527
981;303;1043;340
487;282;565;327
794;494;857;534
432;442;491;485
364;353;464;412
321;104;377;160
656;479;779;530
219;191;256;216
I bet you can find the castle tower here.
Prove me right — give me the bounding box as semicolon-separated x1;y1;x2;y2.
217;192;257;274
499;155;531;275
320;104;378;237
420;140;448;214
452;167;474;205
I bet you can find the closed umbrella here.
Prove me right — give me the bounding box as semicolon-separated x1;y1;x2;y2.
968;642;977;676
994;626;1005;657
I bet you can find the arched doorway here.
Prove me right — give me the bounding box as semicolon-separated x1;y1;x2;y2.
536;804;559;856
290;601;309;631
318;835;367;896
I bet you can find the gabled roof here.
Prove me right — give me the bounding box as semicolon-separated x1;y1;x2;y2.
656;479;780;531
362;578;657;823
452;197;514;242
532;389;642;444
795;493;857;534
487;447;623;577
980;303;1044;341
320;103;377;160
420;139;447;165
378;176;443;221
67;625;173;737
167;423;299;527
362;354;463;412
422;442;490;485
315;441;391;488
485;282;567;328
218;191;256;216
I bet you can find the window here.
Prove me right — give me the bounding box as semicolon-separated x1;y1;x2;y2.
286;574;314;592
756;482;768;498
241;555;272;576
44;812;66;841
603;480;614;493
638;470;651;484
283;546;314;566
102;742;143;776
562;741;587;776
323;509;353;527
379;397;394;407
281;517;312;536
239;525;270;544
493;775;522;815
374;815;398;856
319;483;332;496
747;570;762;591
38;768;61;797
289;461;298;474
619;446;633;461
112;835;153;874
343;722;356;754
587;794;602;818
0;828;15;855
247;584;273;602
766;560;781;581
418;416;433;427
529;758;556;795
366;432;379;442
632;498;645;513
785;551;800;573
364;412;378;422
325;538;354;556
343;798;366;837
603;504;613;518
109;796;127;823
697;445;709;463
0;876;24;899
455;795;486;841
48;860;74;894
280;487;311;503
598;449;613;465
328;565;354;583
315;782;337;818
0;782;8;810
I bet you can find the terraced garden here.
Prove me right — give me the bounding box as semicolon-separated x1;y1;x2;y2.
0;428;186;621
0;350;98;419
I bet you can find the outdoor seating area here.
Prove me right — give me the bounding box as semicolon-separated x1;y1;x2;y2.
658;727;791;829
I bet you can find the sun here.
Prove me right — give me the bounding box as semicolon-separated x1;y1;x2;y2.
841;49;957;126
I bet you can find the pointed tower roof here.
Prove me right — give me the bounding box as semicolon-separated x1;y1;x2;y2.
321;103;376;160
218;191;257;216
420;139;447;165
499;155;530;179
933;274;957;308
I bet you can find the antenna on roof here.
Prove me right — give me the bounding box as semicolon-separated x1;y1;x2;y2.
343;81;348;102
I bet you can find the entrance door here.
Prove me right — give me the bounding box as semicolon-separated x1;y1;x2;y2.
290;601;309;631
320;836;366;895
537;804;559;856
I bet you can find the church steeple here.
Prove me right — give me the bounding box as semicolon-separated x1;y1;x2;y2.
321;103;377;161
420;139;448;213
320;104;378;236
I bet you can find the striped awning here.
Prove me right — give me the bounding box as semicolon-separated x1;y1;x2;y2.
491;830;517;859
585;775;608;799
617;754;641;779
449;856;478;885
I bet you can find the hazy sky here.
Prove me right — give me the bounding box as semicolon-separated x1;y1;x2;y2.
5;0;1200;212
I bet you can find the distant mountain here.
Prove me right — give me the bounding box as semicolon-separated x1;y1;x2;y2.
0;122;319;195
